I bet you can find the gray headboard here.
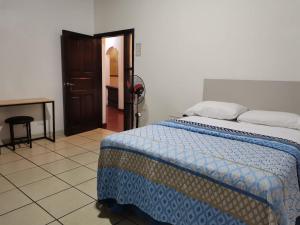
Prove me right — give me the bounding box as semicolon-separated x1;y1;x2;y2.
203;79;300;115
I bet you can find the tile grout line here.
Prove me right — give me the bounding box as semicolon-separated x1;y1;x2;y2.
35;132;105;148
45;219;64;225
0;175;54;195
0;201;34;217
46;151;98;173
54;201;95;222
2;142;98;177
11;148;98;199
63;132;139;225
37;139;121;224
0;159;97;224
0;157;24;167
32;140;99;176
0;132;127;224
0;174;59;224
0;163;37;177
0;137;115;223
66;132;137;225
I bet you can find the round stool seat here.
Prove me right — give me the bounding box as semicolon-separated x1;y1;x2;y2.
5;116;34;125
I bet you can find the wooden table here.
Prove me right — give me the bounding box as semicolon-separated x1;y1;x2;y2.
0;98;55;146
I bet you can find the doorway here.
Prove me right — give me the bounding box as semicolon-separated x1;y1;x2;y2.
96;29;134;133
101;36;124;132
61;29;134;136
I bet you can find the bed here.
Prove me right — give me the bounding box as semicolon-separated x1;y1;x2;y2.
97;79;300;225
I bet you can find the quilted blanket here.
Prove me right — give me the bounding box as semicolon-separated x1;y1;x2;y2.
97;120;300;225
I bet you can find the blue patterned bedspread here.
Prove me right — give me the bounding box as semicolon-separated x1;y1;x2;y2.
97;120;300;225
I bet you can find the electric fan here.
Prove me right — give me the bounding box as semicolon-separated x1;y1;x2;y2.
133;75;145;128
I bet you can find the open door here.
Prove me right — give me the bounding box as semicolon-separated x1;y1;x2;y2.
61;30;101;136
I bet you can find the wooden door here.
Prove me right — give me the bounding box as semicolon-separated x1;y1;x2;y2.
124;33;134;130
61;30;101;136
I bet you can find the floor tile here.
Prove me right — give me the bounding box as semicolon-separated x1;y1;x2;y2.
75;178;97;199
41;159;81;175
78;130;98;137
8;143;40;149
20;177;70;201
6;167;52;187
0;159;36;175
75;141;100;151
85;162;98;171
64;136;93;145
0;153;23;165
0;176;15;194
0;129;122;225
47;221;62;225
0;203;54;225
37;188;94;218
34;139;54;146
16;146;51;159
0;189;32;215
89;148;101;155
55;146;87;157
70;152;99;165
0;148;16;155
59;202;122;225
94;128;116;135
57;167;96;186
84;133;106;142
55;131;66;137
27;152;64;165
44;141;77;151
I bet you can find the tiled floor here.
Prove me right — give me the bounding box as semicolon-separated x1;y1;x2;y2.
0;128;146;225
106;106;124;132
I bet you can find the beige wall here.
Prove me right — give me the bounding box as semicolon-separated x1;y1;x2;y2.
0;0;94;142
1;0;299;141
94;0;300;126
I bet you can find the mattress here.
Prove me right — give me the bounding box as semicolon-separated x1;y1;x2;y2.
97;116;300;225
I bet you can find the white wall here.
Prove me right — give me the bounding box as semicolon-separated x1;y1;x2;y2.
0;0;94;142
94;0;300;126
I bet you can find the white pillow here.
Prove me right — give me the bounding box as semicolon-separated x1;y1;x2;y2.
184;101;248;120
238;110;300;130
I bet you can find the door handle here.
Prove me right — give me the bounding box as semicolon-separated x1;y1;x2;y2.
64;82;75;87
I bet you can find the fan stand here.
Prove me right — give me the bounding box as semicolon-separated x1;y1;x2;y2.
135;93;142;128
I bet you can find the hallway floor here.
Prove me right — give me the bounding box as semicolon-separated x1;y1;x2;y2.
106;106;124;132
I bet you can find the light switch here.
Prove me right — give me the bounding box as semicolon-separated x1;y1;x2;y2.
136;43;142;57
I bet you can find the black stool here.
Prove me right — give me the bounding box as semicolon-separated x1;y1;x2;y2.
5;116;34;150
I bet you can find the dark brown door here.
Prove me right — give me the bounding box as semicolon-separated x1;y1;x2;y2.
124;32;134;130
61;30;101;136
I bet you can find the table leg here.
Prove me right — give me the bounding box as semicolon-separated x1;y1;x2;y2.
9;124;15;151
43;103;46;138
52;101;55;142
